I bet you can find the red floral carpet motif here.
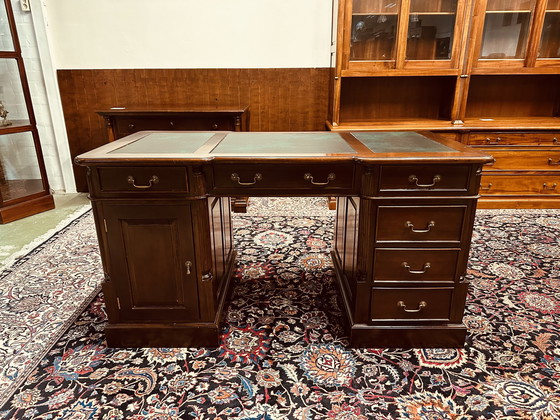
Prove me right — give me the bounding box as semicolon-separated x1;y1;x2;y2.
1;211;560;419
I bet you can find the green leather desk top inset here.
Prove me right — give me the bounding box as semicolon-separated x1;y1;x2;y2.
352;132;457;153
211;132;356;155
109;132;215;154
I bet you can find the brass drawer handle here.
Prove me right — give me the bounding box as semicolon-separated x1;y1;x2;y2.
397;300;427;313
405;220;435;233
408;174;441;188
185;261;192;275
128;123;135;130
548;158;560;166
304;172;336;186
127;175;159;189
231;173;263;186
553;137;558;145
202;271;214;282
480;183;493;190
485;137;501;145
543;183;557;191
402;262;431;274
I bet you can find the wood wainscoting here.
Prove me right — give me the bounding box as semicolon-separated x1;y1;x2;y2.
57;68;331;192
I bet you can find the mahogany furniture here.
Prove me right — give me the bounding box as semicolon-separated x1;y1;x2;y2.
96;106;250;212
0;0;54;223
76;130;492;348
329;0;560;208
97;106;249;142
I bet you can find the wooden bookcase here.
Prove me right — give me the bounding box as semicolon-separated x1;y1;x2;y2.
328;0;560;208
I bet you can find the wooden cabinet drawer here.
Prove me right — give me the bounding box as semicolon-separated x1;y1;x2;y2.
114;117;234;137
482;149;560;171
97;167;188;193
212;163;354;193
373;248;460;283
376;205;466;243
370;287;453;321
378;165;471;195
468;132;560;146
480;173;560;195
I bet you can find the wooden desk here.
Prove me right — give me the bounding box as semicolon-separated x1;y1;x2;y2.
76;131;492;348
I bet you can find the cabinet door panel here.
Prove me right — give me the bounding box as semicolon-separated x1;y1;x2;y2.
103;203;199;322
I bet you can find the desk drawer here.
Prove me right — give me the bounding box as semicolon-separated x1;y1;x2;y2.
373;248;460;283
468;132;560;146
97;167;188;193
371;287;453;321
212;163;354;192
482;149;560;171
376;205;466;243
480;173;560;195
378;165;471;195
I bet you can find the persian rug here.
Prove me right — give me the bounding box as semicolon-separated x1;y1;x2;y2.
0;210;103;408
1;205;560;419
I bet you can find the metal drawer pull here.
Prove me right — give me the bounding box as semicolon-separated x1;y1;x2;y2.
553;137;558;145
480;183;493;190
127;175;159;189
304;172;336;186
397;300;427;313
231;173;263;186
408;174;441;187
185;261;192;275
485;137;501;145
405;220;435;233
543;183;558;191
402;262;431;274
548;158;560;166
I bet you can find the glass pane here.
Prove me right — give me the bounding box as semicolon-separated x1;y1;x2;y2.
407;0;458;60
0;58;29;124
0;132;44;203
480;0;535;59
351;0;400;60
0;0;14;52
538;1;560;59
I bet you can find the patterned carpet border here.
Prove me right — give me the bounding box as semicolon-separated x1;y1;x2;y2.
0;209;103;407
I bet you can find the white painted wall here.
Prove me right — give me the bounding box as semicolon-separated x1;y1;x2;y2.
44;0;334;69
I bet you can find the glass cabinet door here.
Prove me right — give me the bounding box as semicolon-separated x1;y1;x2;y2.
407;0;458;60
345;0;464;72
479;0;535;61
538;0;560;59
350;0;401;61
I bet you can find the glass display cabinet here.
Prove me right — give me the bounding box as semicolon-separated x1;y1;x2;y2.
0;0;54;223
345;0;467;72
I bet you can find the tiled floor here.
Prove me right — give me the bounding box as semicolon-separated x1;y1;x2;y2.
0;193;91;270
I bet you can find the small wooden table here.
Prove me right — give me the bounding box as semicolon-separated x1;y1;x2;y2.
76;131;492;348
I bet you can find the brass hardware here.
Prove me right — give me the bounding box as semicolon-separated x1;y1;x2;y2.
202;272;214;282
401;262;431;274
116;297;121;310
212;123;218;129
408;174;441;188
304;172;336;186
553;137;558;145
185;261;192;275
128;123;135;130
480;183;493;191
103;218;108;233
231;173;263;186
405;220;435;233
169;121;174;127
127;175;159;189
485;137;501;145
397;300;427;313
543;183;558;191
548;158;560;166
